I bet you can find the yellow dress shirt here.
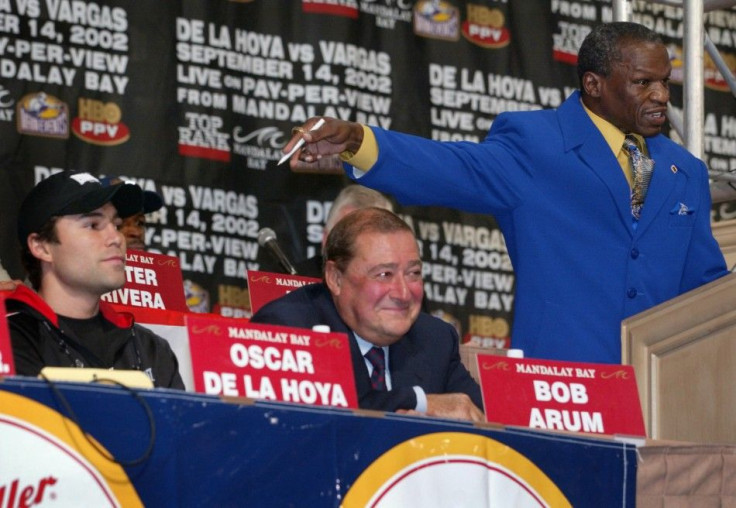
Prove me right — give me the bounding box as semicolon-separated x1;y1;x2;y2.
581;101;648;188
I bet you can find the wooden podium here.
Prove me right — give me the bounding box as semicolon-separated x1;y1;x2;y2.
621;272;736;444
712;218;736;270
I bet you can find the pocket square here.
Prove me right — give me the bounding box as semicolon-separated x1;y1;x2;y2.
670;202;694;215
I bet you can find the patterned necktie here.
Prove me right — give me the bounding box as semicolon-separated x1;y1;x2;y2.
365;346;387;390
623;135;655;221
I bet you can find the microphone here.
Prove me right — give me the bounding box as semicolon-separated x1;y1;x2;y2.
257;227;298;275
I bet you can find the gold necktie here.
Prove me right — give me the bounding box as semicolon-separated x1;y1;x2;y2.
623;136;655;220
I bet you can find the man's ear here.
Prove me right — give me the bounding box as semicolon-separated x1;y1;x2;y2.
582;71;603;98
324;261;342;296
27;233;53;263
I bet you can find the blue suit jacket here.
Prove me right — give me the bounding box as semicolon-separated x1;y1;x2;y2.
348;91;727;363
250;283;483;411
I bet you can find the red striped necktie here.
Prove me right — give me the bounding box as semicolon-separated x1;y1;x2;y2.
365;346;387;391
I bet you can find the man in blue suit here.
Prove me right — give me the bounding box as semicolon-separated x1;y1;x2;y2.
251;207;484;421
279;22;728;364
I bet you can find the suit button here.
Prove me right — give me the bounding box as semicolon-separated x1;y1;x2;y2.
627;288;637;298
631;248;639;259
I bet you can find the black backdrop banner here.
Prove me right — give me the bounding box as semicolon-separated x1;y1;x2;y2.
1;0;735;346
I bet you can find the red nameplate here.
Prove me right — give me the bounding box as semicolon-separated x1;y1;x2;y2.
107;303;188;327
247;270;320;314
0;292;16;376
186;313;358;409
102;250;188;312
477;356;645;437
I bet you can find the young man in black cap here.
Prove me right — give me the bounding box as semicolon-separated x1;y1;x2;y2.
4;171;184;389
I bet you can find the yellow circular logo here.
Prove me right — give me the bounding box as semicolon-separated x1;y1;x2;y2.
0;391;143;506
343;432;570;507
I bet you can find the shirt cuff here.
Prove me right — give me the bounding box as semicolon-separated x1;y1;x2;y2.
413;386;427;413
341;124;378;175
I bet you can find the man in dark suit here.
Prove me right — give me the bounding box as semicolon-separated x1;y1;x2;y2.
251;207;484;421
279;22;728;364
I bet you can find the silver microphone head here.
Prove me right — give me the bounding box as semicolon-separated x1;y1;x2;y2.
257;227;276;246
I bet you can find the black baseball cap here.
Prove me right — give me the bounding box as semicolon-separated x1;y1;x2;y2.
17;171;144;244
99;176;164;214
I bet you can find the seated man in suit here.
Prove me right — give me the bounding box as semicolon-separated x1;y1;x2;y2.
251;207;484;421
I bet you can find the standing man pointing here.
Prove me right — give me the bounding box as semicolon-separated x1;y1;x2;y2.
279;22;727;364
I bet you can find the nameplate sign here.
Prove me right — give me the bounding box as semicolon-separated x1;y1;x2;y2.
0;293;15;376
247;270;320;314
477;356;645;437
102;250;188;312
187;314;358;409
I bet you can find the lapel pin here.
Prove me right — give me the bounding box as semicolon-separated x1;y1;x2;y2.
671;164;678;174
